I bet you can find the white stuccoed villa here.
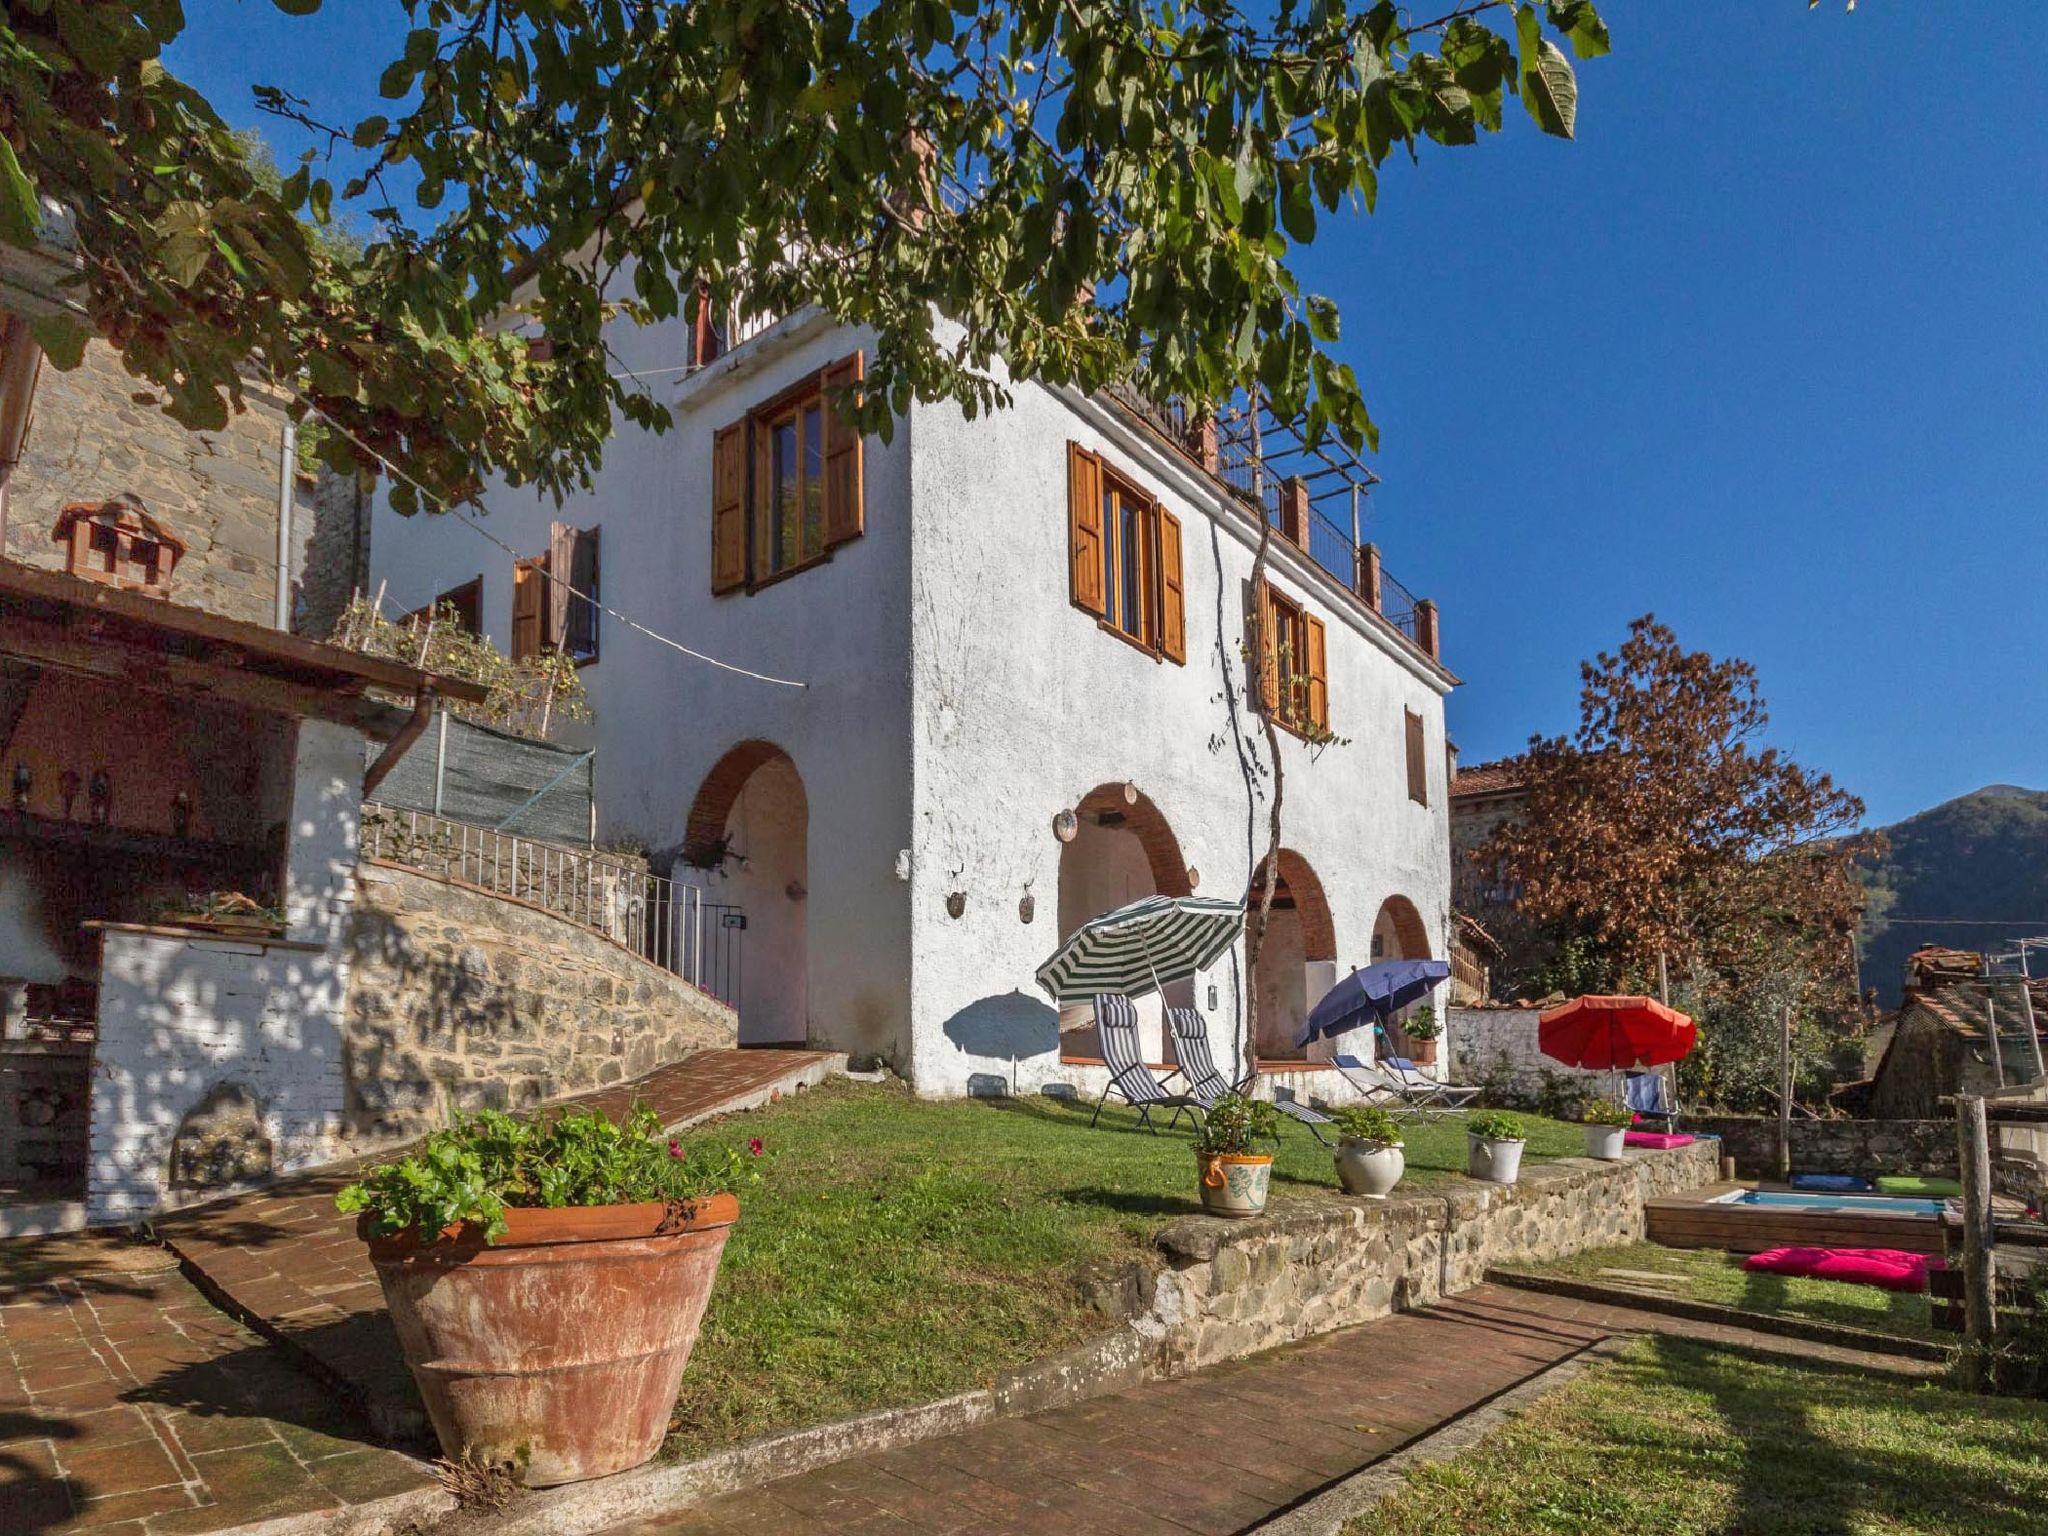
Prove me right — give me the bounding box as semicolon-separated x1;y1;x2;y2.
368;297;1455;1102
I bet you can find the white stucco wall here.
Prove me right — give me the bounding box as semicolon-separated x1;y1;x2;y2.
368;312;918;1063
86;721;361;1221
368;310;1454;1093
902;374;1453;1097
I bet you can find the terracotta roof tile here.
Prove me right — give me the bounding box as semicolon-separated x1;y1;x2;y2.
1450;759;1524;799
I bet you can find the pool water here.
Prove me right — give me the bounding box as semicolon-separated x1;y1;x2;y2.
1717;1190;1947;1217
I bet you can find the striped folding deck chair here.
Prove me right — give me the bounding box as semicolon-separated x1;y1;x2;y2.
1166;1008;1332;1144
1090;995;1204;1134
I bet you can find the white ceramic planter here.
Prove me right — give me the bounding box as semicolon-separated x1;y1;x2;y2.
1583;1124;1628;1161
1467;1134;1526;1184
1333;1138;1405;1199
1196;1152;1273;1217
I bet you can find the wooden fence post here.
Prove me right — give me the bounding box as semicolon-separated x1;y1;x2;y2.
1776;1004;1793;1182
1957;1093;1997;1389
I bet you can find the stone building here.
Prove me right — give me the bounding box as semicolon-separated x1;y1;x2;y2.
1867;947;2047;1117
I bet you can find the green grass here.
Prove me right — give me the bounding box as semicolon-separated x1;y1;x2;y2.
663;1078;1582;1456
1515;1241;1945;1343
1349;1335;2048;1536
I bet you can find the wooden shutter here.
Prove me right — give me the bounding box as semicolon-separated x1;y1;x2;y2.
711;420;748;594
511;557;544;660
547;521;574;646
1156;505;1185;664
1304;614;1328;731
1068;444;1105;616
1405;708;1428;805
822;351;865;548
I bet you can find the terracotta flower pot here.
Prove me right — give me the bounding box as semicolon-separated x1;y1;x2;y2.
1408;1038;1438;1066
362;1194;738;1487
1196;1151;1273;1217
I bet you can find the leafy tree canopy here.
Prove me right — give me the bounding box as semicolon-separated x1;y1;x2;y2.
1485;615;1877;998
2;0;1607;510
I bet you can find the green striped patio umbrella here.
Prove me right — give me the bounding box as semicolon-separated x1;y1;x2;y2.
1035;895;1246;1005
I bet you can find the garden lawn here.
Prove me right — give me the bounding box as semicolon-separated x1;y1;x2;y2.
663;1078;1580;1456
1514;1241;1944;1344
1350;1334;2048;1536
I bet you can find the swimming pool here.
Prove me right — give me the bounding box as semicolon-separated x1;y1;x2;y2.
1714;1190;1948;1218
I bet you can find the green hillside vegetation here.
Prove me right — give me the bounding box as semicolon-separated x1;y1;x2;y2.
1859;785;2048;1005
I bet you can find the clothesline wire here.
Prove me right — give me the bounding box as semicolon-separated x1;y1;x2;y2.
301;403;808;691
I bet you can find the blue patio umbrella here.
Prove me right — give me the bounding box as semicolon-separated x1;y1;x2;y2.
1297;958;1451;1049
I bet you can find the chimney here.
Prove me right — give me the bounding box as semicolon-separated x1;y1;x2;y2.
1279;476;1310;548
1357;542;1382;612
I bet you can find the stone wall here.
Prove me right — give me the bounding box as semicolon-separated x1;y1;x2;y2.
343;862;736;1142
1133;1141;1720;1373
1448;1004;1608;1104
1688;1114;1957;1180
1;338;368;636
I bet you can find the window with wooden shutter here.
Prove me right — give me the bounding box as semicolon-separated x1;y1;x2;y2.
562;525;600;662
1157;506;1185;663
1405;708;1429;805
1067;443;1185;666
711;354;867;596
1246;580;1279;714
511;557;545;661
1068;443;1105;617
821;351;864;548
711;420;748;594
1304;614;1328;732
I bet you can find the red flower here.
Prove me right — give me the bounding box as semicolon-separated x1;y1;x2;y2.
748;1137;764;1157
668;1138;684;1159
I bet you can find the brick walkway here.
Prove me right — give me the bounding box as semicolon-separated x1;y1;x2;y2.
153;1048;835;1443
603;1284;1936;1536
0;1233;435;1536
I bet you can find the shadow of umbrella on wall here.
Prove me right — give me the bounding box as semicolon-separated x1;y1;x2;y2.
941;992;1061;1097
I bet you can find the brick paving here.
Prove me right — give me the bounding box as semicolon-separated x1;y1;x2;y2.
603;1283;1937;1536
152;1048;835;1443
0;1232;433;1536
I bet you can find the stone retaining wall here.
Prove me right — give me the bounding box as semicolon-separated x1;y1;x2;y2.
1687;1115;1956;1180
1133;1141;1721;1373
342;862;736;1143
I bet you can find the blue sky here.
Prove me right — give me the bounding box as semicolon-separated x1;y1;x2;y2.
167;4;2046;827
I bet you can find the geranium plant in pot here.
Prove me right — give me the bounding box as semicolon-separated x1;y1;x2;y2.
1580;1098;1632;1161
1400;1005;1441;1066
1466;1110;1527;1185
1192;1093;1280;1217
337;1105;759;1487
1331;1105;1405;1199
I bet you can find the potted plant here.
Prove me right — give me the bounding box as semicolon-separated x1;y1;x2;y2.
336;1105;758;1487
1581;1098;1632;1160
1331;1105;1405;1199
1193;1093;1280;1217
1401;1005;1441;1066
1466;1110;1527;1185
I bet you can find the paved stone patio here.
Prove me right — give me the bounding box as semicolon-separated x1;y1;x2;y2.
0;1233;436;1536
602;1284;1937;1536
152;1048;835;1442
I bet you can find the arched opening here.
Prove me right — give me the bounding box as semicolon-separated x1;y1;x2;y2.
683;741;808;1046
1249;850;1338;1064
1370;895;1431;963
1057;784;1193;1063
1370;894;1435;1058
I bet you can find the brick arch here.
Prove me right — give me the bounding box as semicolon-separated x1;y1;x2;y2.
1373;894;1431;961
1072;783;1191;898
1251;849;1336;962
684;739;800;863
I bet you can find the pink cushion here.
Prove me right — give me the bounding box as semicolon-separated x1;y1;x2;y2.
1623;1130;1694;1149
1742;1246;1943;1293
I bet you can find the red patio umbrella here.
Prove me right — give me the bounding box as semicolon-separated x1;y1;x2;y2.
1538;994;1696;1071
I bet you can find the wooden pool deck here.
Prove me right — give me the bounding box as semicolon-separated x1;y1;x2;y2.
1645;1182;1956;1255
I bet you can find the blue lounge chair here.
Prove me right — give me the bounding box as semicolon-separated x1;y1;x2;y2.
1625;1070;1678;1133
